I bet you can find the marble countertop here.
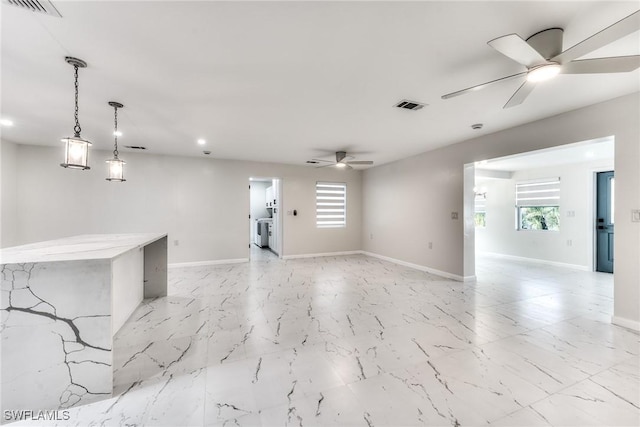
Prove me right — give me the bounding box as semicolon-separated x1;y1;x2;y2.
0;233;167;264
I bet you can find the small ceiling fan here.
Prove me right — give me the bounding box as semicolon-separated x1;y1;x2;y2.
442;10;640;108
311;151;374;169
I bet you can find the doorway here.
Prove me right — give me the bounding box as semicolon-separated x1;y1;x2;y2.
464;136;615;279
249;177;282;260
596;171;614;273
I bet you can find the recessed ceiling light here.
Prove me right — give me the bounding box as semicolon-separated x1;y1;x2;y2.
113;131;123;137
336;163;347;168
0;119;14;127
197;139;206;145
585;150;595;158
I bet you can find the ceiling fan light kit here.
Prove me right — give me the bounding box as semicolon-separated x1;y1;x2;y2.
441;10;640;108
526;62;561;82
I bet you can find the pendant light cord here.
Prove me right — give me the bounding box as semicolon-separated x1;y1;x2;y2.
73;65;81;137
113;105;119;158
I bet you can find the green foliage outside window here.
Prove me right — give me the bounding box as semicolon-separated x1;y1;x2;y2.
518;206;560;231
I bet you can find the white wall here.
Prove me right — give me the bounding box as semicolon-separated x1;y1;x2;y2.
476;158;614;269
362;93;640;329
2;145;362;263
0;140;18;247
249;180;270;242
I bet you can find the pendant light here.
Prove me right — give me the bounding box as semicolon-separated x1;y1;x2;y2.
106;101;126;182
60;57;92;170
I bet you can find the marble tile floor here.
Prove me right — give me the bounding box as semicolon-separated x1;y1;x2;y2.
12;254;639;426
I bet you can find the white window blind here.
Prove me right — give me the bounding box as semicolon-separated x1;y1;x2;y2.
516;178;560;207
475;194;486;213
316;182;346;228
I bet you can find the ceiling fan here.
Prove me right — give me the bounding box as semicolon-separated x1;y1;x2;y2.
442;10;640;108
311;151;374;169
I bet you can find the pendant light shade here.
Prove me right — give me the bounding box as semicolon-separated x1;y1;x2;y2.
106;157;125;181
61;135;91;169
106;101;126;182
60;57;92;170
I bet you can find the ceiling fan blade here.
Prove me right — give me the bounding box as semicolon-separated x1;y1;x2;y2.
552;10;640;64
311;158;336;163
562;55;640;73
488;34;547;67
315;163;336;169
441;71;527;99
346;161;374;165
503;80;537;108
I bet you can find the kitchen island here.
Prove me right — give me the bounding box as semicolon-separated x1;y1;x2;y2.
0;233;167;413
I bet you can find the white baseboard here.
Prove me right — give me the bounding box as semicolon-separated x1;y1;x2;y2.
168;258;248;268
360;251;464;282
479;252;590;271
612;316;640;332
282;251;361;260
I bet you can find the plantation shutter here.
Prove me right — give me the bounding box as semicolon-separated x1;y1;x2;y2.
316;182;346;228
516;178;560;207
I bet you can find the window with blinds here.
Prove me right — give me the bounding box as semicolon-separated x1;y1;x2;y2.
515;178;560;231
516;178;560;207
474;193;486;227
316;182;346;228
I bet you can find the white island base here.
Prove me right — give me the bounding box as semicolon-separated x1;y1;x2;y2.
0;233;167;413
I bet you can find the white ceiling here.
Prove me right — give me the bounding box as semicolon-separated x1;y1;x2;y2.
1;1;638;168
476;136;614;172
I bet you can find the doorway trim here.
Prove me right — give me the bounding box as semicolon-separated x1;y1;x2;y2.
248;176;283;260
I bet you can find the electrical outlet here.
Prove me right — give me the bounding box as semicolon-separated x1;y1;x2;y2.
428;242;433;249
174;240;179;246
369;233;374;240
451;212;458;220
632;210;640;222
567;239;572;247
567;210;575;217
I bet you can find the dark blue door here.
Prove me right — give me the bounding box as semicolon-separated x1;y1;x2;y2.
596;171;614;273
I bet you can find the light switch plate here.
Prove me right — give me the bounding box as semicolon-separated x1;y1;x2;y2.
632;210;640;222
451;212;458;220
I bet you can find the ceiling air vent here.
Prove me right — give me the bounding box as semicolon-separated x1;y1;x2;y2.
2;0;62;17
124;145;147;150
394;99;426;111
